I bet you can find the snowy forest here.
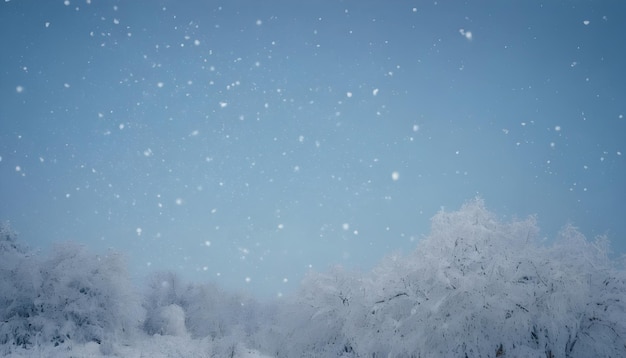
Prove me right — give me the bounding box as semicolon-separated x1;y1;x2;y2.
1;199;625;357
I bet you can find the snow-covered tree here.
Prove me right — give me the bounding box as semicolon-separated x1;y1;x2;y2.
182;282;243;339
0;223;39;349
0;230;144;355
33;242;145;347
259;198;626;357
255;266;364;357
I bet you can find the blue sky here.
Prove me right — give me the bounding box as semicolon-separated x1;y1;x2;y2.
1;0;625;298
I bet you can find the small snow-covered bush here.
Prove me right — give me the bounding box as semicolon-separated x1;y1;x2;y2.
144;304;187;336
143;271;259;340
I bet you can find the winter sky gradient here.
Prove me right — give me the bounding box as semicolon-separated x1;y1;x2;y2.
1;0;625;298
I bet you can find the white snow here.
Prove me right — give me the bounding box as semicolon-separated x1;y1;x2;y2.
459;28;472;40
4;336;272;358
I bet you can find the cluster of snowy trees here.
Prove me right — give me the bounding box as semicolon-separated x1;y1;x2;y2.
0;225;143;355
255;200;626;357
2;198;625;357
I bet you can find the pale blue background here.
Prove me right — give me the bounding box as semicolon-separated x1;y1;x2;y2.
1;0;625;298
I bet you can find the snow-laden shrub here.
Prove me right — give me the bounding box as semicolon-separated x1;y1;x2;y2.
143;271;259;340
144;304;187;336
